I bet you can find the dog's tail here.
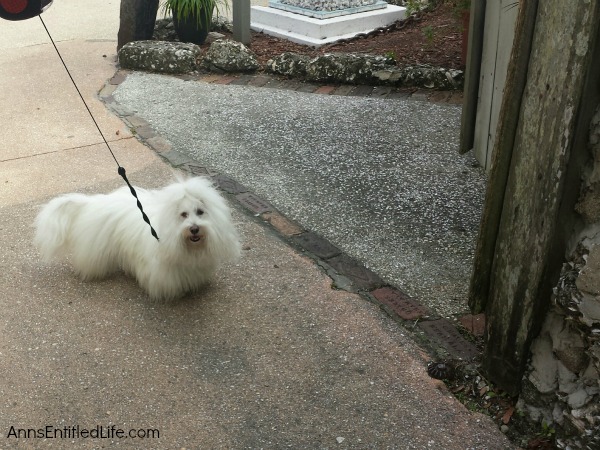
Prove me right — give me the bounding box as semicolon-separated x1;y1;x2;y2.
34;194;88;261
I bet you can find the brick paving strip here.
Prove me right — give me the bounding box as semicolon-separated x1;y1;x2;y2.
100;70;475;363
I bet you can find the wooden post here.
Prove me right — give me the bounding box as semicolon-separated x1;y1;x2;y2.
476;0;600;394
233;0;251;45
468;0;539;314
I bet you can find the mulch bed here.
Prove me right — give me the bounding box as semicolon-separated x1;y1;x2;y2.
210;1;466;69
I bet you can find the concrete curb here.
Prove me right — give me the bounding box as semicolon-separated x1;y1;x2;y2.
100;69;477;364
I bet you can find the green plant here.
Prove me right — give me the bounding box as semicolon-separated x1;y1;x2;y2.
454;0;470;12
384;50;397;63
540;421;556;438
404;0;421;16
446;0;469;27
422;25;435;43
161;0;228;30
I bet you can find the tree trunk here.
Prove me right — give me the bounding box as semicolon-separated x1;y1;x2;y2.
117;0;160;51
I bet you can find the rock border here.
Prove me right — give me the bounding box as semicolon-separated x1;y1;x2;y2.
120;19;464;90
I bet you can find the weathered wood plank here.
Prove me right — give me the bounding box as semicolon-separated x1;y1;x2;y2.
468;0;539;313
470;0;520;169
459;0;487;155
482;0;600;394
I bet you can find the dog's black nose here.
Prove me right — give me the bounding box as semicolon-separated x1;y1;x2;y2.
190;225;200;235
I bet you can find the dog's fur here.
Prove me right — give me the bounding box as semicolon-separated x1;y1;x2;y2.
34;177;241;301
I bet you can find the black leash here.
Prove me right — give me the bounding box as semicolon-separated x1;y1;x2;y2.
39;16;159;241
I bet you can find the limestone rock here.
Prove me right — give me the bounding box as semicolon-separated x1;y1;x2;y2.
557;361;578;394
567;387;592;409
579;293;600;326
266;52;310;78
118;40;201;74
153;18;178;42
212;16;234;33
556;347;590;375
201;39;259;73
575;106;600;221
528;333;558;393
517;380;555;424
266;48;465;89
576;248;600;294
304;53;394;84
574;184;600;224
553;321;589;374
374;65;464;89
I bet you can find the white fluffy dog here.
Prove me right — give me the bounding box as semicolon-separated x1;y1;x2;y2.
34;177;241;301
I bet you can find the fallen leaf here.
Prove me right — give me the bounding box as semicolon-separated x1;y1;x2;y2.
502;406;515;425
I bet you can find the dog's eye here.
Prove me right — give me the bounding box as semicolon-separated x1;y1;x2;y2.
180;212;188;218
196;208;204;216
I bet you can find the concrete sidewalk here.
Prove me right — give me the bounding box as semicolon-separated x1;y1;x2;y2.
0;1;512;448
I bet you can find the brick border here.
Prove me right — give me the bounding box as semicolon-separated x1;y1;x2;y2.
100;70;477;363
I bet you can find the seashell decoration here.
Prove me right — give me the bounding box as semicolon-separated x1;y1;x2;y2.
427;361;455;380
